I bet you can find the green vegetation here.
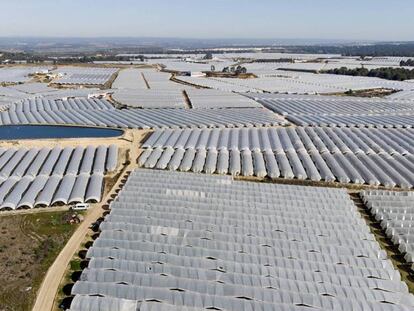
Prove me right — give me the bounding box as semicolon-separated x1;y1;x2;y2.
203;52;213;60
70;258;82;271
323;66;414;81
283;43;414;57
0;211;78;311
254;58;294;63
222;65;247;74
336;88;398;98
400;59;414;67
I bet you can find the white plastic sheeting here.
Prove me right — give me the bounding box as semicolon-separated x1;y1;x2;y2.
139;127;414;188
7;82;54;95
52;67;118;86
0;97;115;127
69;296;220;311
70;169;414;311
388;90;414;101
0;86;104;108
176;70;414;95
0;145;118;210
186;89;262;109
111;69;187;108
254;94;414;116
10;97;115;112
143;70;183;90
288;114;414;129
0;67;51;83
254;94;414;128
112;89;186;108
111;68;149;90
85;173;104;203
361;191;414;265
0;106;286;129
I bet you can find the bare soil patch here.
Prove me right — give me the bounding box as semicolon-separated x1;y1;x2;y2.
0;212;78;311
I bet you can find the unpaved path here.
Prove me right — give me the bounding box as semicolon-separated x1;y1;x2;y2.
31;202;104;311
32;130;146;311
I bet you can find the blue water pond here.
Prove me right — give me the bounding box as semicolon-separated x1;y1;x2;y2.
0;125;123;140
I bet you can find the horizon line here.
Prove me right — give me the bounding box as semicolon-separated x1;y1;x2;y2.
0;36;413;43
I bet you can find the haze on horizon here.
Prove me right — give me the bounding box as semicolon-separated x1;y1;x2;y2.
0;0;413;42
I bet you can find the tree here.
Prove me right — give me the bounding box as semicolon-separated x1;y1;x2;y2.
203;52;213;60
235;66;247;74
400;59;414;67
323;66;414;81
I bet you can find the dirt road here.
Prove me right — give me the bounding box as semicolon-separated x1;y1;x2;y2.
31;202;103;311
32;130;145;311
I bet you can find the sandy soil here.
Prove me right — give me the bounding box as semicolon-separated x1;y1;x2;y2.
0;212;78;311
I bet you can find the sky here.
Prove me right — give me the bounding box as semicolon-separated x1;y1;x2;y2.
0;0;413;41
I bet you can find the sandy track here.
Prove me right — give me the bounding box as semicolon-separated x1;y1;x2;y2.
31;202;104;311
32;130;145;311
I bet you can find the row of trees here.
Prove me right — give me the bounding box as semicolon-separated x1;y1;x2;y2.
287;43;414;57
400;59;414;67
0;51;148;64
323;66;414;81
0;51;46;63
222;66;247;74
254;58;294;63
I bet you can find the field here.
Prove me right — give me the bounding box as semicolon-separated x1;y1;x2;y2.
0;212;78;311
